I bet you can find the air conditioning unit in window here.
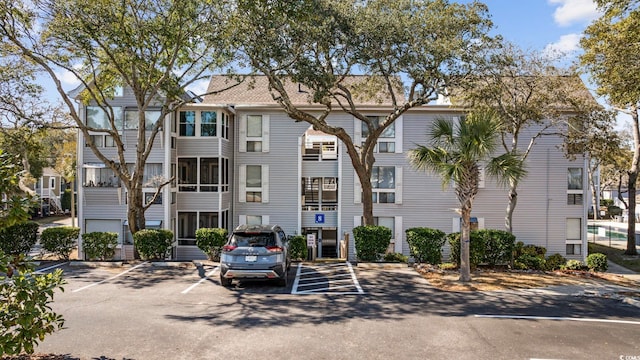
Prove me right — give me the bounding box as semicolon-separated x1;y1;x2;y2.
322;179;337;191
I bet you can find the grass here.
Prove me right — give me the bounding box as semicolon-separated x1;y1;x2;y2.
588;242;640;272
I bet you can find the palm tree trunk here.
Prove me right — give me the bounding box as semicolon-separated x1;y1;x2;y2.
459;206;472;282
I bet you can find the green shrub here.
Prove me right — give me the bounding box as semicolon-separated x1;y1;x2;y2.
405;227;446;264
383;252;408;263
562;259;587;271
480;229;516;266
545;253;567;271
514;254;546;270
514;242;547;258
133;229;174;260
195;228;228;261
439;262;458;270
288;235;307;261
0;221;39;255
586;253;608;272
353;225;391;262
447;232;486;268
82;232;118;260
607;205;622;216
0;251;65;355
40;226;80;261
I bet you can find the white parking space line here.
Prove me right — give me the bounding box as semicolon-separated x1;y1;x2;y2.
181;266;219;294
35;262;68;274
475;315;640;325
291;262;365;295
72;262;148;293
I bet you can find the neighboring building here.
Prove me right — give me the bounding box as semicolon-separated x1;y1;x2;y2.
76;76;590;261
33;167;64;216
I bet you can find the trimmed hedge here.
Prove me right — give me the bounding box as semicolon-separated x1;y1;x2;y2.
0;221;39;255
41;226;80;261
82;232;118;260
405;227;446;264
448;229;517;268
383;252;408;263
196;228;228;261
288;235;307;261
353;225;391;262
133;229;174;260
586;253;608;272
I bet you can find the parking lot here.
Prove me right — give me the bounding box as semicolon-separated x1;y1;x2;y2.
31;261;640;360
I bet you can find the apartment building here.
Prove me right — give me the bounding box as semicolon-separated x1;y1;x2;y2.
76;76;589;261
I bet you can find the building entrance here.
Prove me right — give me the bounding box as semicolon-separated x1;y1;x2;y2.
302;227;338;258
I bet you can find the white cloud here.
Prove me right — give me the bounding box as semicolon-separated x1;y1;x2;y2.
54;68;82;87
549;0;601;26
544;33;582;55
185;79;210;97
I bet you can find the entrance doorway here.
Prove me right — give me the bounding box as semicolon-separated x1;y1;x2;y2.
302;227;338;258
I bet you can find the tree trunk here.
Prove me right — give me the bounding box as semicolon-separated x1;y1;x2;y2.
627;108;640;256
504;181;517;233
459;206;472;282
126;184;146;235
626;171;638;255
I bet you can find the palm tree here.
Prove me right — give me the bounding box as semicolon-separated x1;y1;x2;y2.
409;110;526;282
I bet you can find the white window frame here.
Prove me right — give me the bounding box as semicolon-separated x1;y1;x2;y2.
239;164;269;203
354;166;402;204
239;114;270;152
178;110;222;138
354;116;403;154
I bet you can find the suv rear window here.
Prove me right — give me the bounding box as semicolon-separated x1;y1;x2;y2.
230;232;276;247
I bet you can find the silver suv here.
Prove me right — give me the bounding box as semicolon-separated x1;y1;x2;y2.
219;224;291;287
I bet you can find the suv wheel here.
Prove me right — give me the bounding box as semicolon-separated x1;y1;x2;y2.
278;274;288;287
220;275;232;287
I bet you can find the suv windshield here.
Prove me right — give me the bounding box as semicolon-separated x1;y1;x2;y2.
230;233;276;247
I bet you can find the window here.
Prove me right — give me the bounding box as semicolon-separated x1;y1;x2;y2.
178;157;228;192
124;109;161;130
246;215;262;225
240;114;269;152
239;165;269;203
199;212;219;228
356;116;402;153
87;106;122;129
178;211;228;246
246;165;262;202
371;166;395;203
145;192;162;205
239;214;268;226
221;112;229;140
83;164;120;187
568;168;583;190
566;218;582;255
302;177;338;211
125;163;163;187
567;168;583;205
179;111;196;136
86;134;117;148
201;111;217;136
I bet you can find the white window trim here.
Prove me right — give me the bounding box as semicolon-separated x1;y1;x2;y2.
355;166;402;204
239;114;270;153
239;164;269;203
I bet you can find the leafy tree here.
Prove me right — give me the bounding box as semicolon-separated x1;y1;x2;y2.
0;0;239;234
233;0;494;225
409;110;526;282
0;150;33;227
457;42;595;233
581;0;640;255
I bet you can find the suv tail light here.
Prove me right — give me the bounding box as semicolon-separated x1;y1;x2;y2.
266;246;283;252
222;245;237;252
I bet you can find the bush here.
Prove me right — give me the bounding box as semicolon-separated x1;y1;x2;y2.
195;228;228;261
0;221;39;255
383;252;408;263
288;235;307;261
40;226;80;261
586;253;608;272
353;225;391;262
607;205;622;217
133;229;174;260
447;232;486;268
562;259;587;271
514;242;547;258
514;254;546;270
82;232;118;260
405;227;446;264
545;253;567;271
480;229;516;266
0;251;65;355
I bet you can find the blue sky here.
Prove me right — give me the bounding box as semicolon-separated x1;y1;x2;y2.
479;0;600;54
